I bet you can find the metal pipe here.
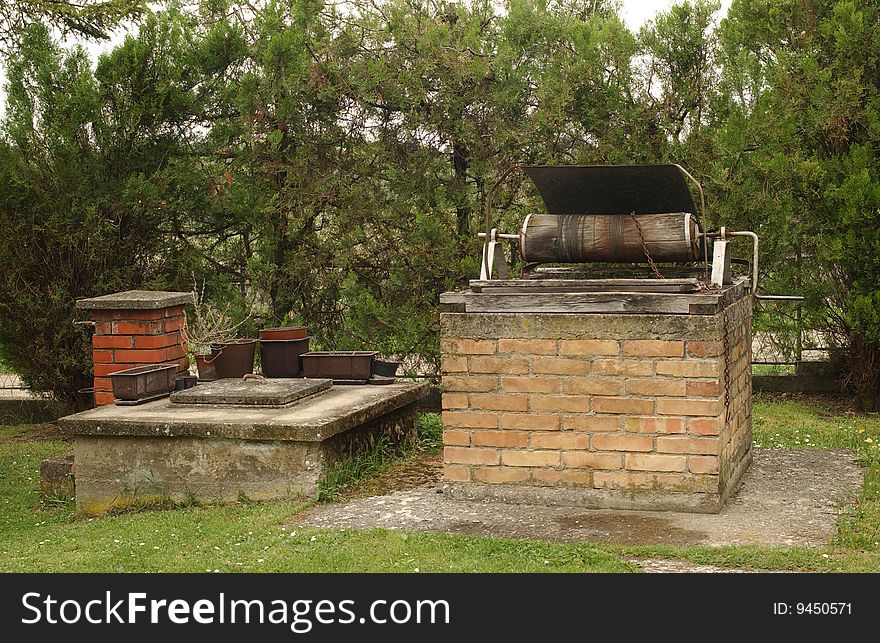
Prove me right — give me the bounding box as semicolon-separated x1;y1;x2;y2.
700;230;759;292
756;295;805;301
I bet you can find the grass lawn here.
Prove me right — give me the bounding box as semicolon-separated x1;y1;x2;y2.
1;395;879;573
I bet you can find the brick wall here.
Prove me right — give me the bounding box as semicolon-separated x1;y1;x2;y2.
440;296;753;512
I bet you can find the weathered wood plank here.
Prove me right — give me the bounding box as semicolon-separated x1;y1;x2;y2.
470;277;700;294
460;291;722;315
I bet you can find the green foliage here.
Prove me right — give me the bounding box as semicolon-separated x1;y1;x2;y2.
0;21;197;406
0;0;145;53
0;0;878;405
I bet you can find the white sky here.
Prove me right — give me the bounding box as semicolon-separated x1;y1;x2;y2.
0;0;731;115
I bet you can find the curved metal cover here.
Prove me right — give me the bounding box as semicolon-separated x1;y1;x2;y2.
522;164;698;216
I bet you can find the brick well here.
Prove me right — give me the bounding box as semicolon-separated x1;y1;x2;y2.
439;281;752;513
76;290;192;406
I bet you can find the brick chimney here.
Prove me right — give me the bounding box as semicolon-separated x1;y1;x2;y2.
76;290;192;405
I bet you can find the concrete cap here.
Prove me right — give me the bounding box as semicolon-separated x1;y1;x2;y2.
58;381;430;442
76;290;193;310
170;378;332;406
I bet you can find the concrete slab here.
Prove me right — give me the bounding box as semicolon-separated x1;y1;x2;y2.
76;290;192;310
298;449;863;548
59;381;429;442
170;378;331;406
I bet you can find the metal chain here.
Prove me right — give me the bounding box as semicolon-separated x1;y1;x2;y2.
722;307;731;424
629;212;665;280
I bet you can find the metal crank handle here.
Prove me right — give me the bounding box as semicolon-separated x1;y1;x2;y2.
477;232;519;239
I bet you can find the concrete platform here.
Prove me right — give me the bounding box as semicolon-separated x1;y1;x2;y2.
59;381;429;514
298;449;863;548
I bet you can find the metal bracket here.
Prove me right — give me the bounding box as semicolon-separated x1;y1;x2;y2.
478;228;515;280
710;228;732;287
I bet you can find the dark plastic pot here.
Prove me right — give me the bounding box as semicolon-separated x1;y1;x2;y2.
372;359;400;378
175;374;198;391
210;339;257;379
76;387;96;410
260;337;311;378
300;351;378;380
194;353;219;381
110;364;177;401
259;326;308;340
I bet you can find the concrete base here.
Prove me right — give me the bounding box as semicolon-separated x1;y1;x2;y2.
300;449;862;548
59;382;428;514
444;447;752;513
39;453;75;499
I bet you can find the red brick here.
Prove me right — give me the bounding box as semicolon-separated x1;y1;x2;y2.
441;339;496;355
443;429;470;446
471;431;529;448
625;379;686;396
531;433;590;450
442;411;498;429
558;340;619;356
91;308;165;321
656;399;719;417
112;320;163;335
561;378;622;396
113;348;169;363
655;360;719;377
532;357;590;376
501;450;560;468
625;416;685;434
470;356;529;374
443;465;471;482
92;350;114;363
164;345;188;361
591;359;653;376
441;393;468;410
93;377;113;392
498;339;556;355
92;335;132;349
687;380;720;397
470;393;528;412
501;377;558;394
93;363;137;377
562;452;622;470
687;341;721;357
592;433;653;452
132;332;182;349
473;467;530;484
94;391;116;406
441;356;468;373
623;340;684;357
174;356;190;372
562;415;620;431
689;455;720;474
163;316;186;332
502;414;560;431
444;446;499;466
624;453;687;472
530;395;590;413
656;436;720;455
688;417;721;436
164;305;186;317
593;397;653;415
442;375;498;393
93;322;112;335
